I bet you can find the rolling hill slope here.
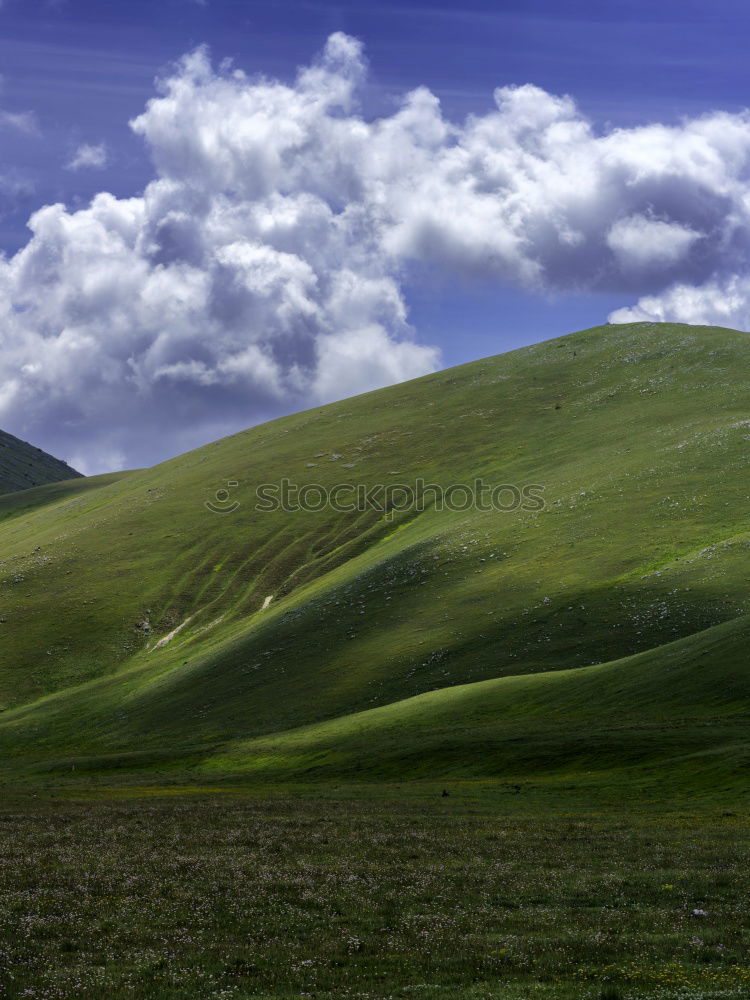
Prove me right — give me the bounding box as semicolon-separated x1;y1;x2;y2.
1;321;749;795
0;429;81;495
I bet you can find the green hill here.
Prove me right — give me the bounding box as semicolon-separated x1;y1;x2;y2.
0;428;81;495
1;321;749;800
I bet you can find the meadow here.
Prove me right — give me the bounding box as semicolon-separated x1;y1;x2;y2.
1;791;748;1000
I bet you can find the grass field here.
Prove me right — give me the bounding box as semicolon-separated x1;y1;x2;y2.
1;792;749;1000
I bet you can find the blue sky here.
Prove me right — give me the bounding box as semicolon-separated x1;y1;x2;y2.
1;0;750;468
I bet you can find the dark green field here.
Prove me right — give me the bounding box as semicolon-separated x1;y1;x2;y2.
1;321;749;997
2;792;749;1000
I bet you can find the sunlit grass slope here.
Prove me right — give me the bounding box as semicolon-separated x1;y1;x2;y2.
0;429;81;495
1;321;748;791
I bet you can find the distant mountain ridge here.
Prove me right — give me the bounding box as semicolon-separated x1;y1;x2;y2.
0;428;81;495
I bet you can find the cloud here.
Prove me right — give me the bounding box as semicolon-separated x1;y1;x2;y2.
608;275;750;328
2;33;750;471
66;142;108;171
606;215;700;272
0;109;38;134
0;171;33;199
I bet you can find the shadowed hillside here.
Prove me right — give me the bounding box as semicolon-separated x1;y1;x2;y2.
0;429;81;496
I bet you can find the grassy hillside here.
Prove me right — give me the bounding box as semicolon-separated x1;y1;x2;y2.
0;428;81;495
1;321;749;796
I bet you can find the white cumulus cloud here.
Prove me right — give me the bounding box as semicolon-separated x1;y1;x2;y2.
1;33;750;471
606;215;700;272
608;274;750;328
